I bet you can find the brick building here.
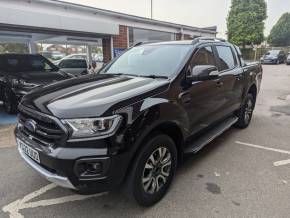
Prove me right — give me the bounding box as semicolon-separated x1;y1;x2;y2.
0;0;217;63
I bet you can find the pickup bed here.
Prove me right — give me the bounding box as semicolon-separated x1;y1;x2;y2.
15;37;262;206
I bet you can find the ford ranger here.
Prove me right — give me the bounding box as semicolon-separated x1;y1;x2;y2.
15;37;262;206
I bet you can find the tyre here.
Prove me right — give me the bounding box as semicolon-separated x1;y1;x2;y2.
234;93;255;129
126;133;177;206
3;88;17;114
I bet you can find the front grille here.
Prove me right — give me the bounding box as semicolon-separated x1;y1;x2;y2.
18;104;67;146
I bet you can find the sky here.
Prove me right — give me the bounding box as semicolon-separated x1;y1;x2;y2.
63;0;290;38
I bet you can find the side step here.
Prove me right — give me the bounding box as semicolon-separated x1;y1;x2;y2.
184;116;238;154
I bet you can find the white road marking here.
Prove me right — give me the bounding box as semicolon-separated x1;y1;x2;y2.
235;141;290;155
2;183;107;218
282;180;288;184
235;141;290;167
214;172;220;177
273;159;290;167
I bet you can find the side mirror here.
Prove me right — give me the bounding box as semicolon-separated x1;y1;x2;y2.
187;65;219;82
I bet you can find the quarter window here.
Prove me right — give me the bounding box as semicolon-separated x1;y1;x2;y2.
191;46;216;67
216;46;236;71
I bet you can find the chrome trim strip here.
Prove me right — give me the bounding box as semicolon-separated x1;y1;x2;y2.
18;146;76;190
18;104;69;137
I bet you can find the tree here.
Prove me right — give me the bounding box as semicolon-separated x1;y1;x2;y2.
227;0;267;47
268;13;290;46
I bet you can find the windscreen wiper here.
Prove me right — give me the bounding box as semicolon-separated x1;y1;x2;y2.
109;73;137;77
139;75;168;79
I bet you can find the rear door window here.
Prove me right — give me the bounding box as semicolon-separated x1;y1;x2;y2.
216;46;236;71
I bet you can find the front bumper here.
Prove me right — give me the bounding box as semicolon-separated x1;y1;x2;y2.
18;145;75;189
261;59;277;64
15;127;131;192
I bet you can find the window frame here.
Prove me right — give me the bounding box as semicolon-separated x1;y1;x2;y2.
189;45;218;70
213;45;238;72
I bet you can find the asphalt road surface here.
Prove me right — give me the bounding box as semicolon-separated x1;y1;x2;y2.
1;64;290;218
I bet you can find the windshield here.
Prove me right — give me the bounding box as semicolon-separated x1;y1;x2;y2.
266;50;279;55
100;44;192;78
0;55;58;72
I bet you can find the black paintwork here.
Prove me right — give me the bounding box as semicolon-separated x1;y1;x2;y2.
0;53;72;108
15;40;263;192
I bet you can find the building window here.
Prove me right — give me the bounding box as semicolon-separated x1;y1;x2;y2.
128;27;175;46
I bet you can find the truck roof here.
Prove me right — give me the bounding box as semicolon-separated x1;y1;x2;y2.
136;37;228;47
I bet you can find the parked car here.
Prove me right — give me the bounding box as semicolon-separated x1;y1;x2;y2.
51;51;66;60
0;53;73;113
57;58;88;76
286;52;290;65
54;53;104;66
15;38;262;206
93;53;104;62
53;53;87;65
260;50;286;64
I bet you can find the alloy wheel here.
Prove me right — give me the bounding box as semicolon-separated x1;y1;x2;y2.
142;147;172;194
244;99;253;124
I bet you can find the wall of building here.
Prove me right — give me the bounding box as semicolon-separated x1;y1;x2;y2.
102;25;208;62
113;25;128;49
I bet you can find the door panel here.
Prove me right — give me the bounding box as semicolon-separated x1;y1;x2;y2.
181;45;223;135
185;79;225;134
214;45;244;117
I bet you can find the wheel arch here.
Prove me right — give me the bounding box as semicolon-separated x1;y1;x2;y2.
248;84;257;104
133;120;185;163
123;120;185;186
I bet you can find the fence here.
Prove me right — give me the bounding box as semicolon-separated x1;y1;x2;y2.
240;47;290;61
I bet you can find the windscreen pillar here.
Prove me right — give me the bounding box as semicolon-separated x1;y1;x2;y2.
28;41;38;54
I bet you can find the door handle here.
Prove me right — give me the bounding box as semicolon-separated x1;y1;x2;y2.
216;81;223;88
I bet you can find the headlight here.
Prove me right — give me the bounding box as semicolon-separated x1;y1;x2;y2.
11;79;25;85
62;115;122;139
11;79;35;87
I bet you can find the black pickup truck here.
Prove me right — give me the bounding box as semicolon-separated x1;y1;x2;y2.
15;37;262;206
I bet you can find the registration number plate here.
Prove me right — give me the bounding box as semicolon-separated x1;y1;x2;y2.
17;138;40;163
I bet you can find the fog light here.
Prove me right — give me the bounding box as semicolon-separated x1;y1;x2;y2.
75;161;103;178
86;162;102;174
74;157;110;180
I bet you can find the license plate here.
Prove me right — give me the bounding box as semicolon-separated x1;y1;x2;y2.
17;138;40;163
